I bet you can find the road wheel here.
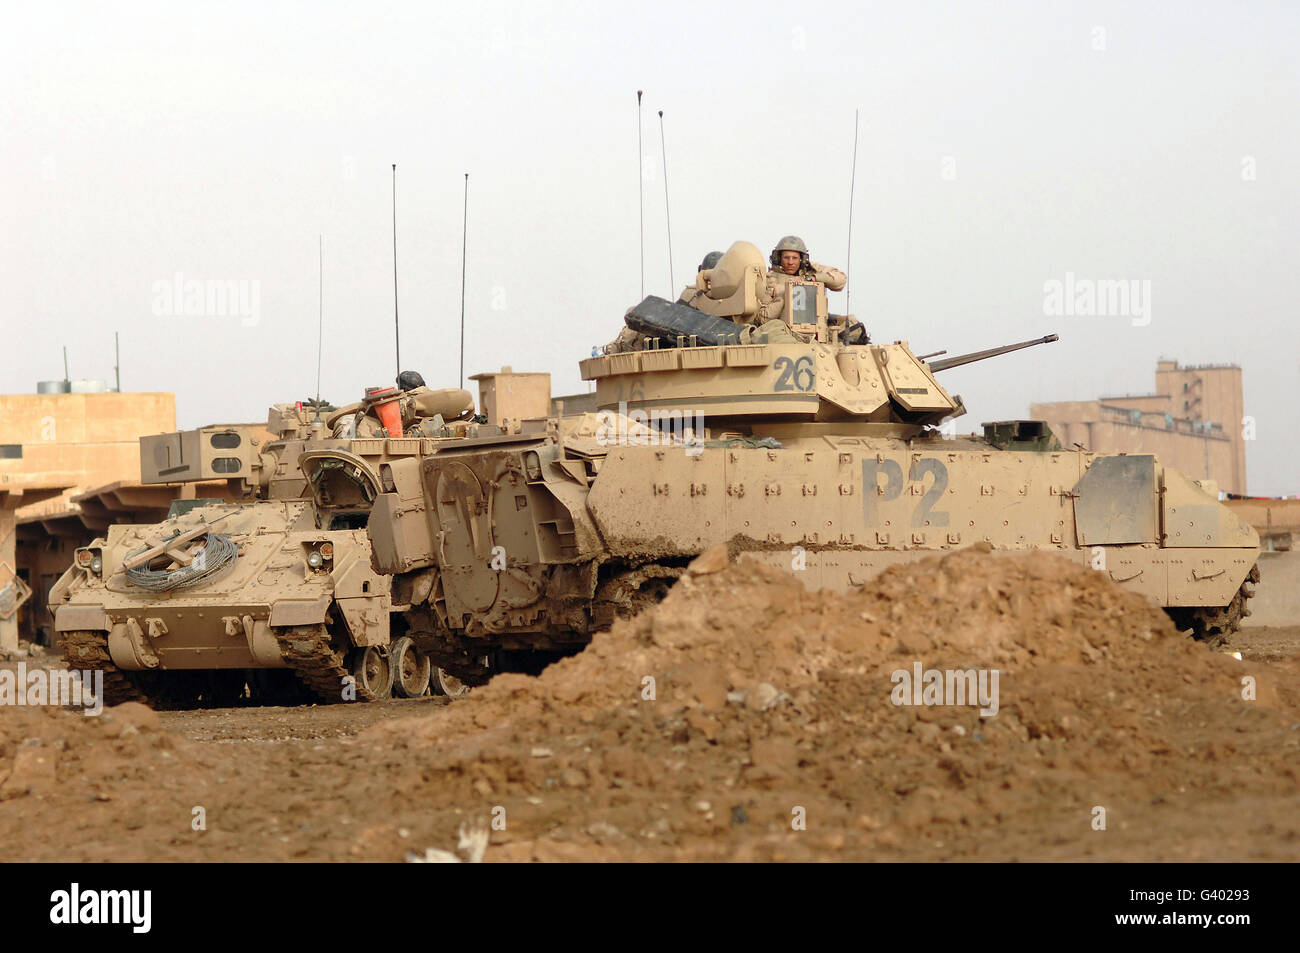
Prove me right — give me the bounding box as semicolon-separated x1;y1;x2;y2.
390;636;430;698
1166;563;1260;649
349;645;393;700
432;667;471;698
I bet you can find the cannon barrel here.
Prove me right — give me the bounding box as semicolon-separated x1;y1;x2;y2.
927;334;1059;373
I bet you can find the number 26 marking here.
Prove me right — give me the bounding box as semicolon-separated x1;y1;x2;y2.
773;355;815;392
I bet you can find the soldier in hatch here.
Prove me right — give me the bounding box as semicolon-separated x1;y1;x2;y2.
396;370;426;391
677;250;726;309
758;235;868;343
331;371;475;438
757;235;846;322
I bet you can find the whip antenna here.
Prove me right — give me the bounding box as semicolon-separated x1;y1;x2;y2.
637;90;644;299
316;235;324;405
846;109;859;315
459;172;468;389
392;162;401;378
658;108;674;294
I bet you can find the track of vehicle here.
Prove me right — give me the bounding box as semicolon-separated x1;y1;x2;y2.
1167;563;1260;648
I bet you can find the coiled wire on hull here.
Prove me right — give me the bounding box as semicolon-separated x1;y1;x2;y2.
123;533;239;592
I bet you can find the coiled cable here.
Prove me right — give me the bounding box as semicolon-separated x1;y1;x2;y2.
124;533;239;592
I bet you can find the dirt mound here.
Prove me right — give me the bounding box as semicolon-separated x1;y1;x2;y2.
0;699;193;848
3;548;1295;862
367;547;1190;748
354;549;1299;861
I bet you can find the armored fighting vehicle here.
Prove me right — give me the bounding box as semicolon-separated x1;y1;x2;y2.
365;241;1260;684
52;385;485;706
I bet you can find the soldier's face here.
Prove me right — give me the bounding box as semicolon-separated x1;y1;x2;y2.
779;251;802;275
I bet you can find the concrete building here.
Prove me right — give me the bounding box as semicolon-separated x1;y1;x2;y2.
0;390;177;517
551;391;600;416
1224;497;1299;552
469;367;551;427
1030;360;1247;495
0;386;177;650
1;480;73;652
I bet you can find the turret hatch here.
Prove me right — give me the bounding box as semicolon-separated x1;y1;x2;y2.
298;448;383;515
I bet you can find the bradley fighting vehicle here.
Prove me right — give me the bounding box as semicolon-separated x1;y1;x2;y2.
52;385;486;706
365;240;1260;685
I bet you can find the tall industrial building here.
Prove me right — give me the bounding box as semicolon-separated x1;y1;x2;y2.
1030;360;1247;495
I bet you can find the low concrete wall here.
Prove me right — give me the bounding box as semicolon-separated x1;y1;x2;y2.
1245;550;1300;628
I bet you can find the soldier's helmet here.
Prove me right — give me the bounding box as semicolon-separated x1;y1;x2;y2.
397;370;426;391
698;250;724;272
770;235;810;269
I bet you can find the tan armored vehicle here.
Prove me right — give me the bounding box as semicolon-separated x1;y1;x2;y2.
366;241;1260;684
52;386;484;706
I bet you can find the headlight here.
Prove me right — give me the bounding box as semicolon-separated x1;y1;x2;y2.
76;549;103;575
319;541;334;558
306;551;324;569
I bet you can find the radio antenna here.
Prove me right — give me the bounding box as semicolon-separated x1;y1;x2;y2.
459;172;468;390
392;162;401;378
114;331;121;392
316;234;324;405
658;109;674;295
637;90;645;299
846;108;860;315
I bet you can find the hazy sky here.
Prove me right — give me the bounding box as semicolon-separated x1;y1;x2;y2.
4;1;1297;494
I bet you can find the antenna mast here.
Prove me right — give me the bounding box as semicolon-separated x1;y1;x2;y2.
658;109;674;294
637;90;645;299
316;235;324;405
846;109;860;315
392;163;401;378
459;173;468;390
114;332;120;392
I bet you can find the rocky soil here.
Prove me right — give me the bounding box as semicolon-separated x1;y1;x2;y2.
2;548;1296;862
